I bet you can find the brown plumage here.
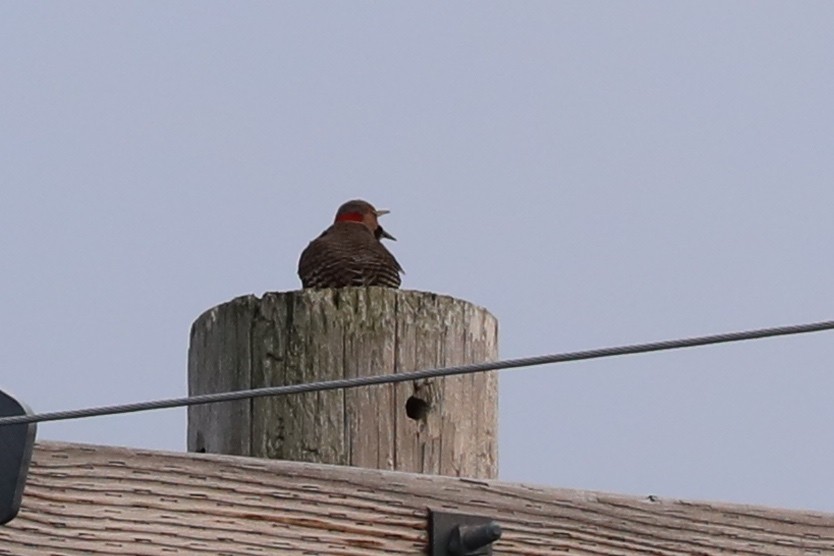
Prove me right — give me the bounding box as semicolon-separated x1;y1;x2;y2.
298;199;403;289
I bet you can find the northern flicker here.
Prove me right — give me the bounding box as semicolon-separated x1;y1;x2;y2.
298;199;404;289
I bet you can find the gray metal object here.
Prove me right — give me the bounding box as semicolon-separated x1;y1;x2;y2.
0;389;36;525
430;510;502;555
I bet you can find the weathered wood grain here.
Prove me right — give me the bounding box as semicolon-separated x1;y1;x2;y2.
188;289;499;479
1;441;833;555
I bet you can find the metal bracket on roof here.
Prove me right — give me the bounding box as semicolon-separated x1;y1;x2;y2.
0;389;36;526
429;510;502;556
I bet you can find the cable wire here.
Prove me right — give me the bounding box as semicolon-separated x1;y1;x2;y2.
2;318;833;427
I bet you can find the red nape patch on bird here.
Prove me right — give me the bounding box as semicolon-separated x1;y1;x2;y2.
335;212;364;223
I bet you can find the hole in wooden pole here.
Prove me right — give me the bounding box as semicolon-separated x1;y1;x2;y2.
405;396;430;420
194;431;206;453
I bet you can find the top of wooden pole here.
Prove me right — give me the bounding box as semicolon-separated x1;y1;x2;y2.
188;288;499;478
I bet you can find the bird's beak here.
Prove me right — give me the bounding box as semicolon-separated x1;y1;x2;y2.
377;226;397;241
374;209;390;217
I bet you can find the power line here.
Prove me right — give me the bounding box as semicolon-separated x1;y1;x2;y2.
2;318;833;427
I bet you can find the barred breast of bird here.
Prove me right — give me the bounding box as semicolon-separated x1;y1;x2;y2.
299;223;403;289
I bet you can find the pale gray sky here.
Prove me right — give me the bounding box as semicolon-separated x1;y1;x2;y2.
2;2;834;512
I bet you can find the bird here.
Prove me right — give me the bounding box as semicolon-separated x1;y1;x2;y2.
298;199;404;289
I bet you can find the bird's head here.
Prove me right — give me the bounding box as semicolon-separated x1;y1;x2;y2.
334;199;396;241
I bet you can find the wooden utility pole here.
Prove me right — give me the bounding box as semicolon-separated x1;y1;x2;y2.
188;288;499;478
5;289;834;555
